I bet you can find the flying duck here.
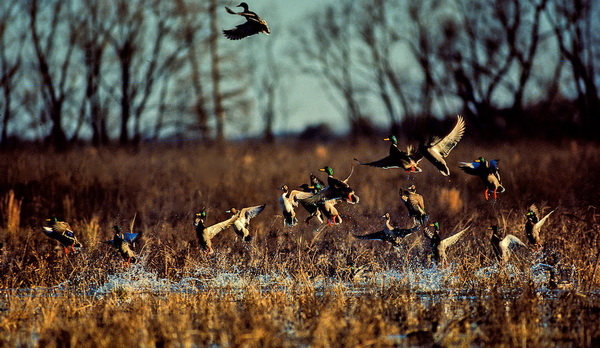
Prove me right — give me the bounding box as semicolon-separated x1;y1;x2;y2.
411;115;466;176
400;185;429;225
279;185;313;227
489;225;526;264
223;2;270;40
354;213;419;247
424;222;470;267
299;166;359;206
525;204;558;250
103;225;139;267
42;217;82;254
194;211;240;254
459;156;505;200
354;136;421;173
226;204;266;242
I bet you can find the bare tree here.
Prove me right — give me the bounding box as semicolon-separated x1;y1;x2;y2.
174;0;210;140
0;2;24;146
546;0;599;133
72;0;114;145
27;0;79;149
292;1;366;134
209;0;225;142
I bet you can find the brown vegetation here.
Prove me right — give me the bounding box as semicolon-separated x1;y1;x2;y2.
0;139;599;345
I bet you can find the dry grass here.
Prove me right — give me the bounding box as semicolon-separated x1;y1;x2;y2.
0;139;599;346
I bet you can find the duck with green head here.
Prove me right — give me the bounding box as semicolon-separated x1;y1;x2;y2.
459;156;505;200
424;222;470;267
194;210;239;254
525;204;558;251
42;217;82;254
355;136;421;173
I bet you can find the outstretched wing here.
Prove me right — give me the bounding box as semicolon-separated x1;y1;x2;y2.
354;230;390;242
299;186;342;205
501;234;527;250
459;161;481;175
439;225;470;250
205;215;238;239
429;115;466;158
355;156;401;169
223;20;263;40
535;207;558;230
242;204;266;220
123;233;139;244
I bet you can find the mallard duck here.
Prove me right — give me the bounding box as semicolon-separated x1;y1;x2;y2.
194;211;239;254
400;185;429;225
411;115;466;176
298;182;324;224
525;204;558;250
354;213;419;246
299;166;359;205
489;225;526;264
279;185;311;227
354;136;421;173
226;204;266;242
42;217;82;254
223;2;270;40
103;225;139;267
424;222;470;267
459;157;505;200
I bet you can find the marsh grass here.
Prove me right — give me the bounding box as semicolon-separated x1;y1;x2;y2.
0;139;599;346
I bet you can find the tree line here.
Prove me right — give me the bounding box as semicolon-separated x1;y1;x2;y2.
0;0;598;148
291;0;599;138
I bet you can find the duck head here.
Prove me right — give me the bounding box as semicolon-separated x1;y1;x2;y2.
226;208;238;214
475;156;486;164
194;211;206;226
525;210;538;222
407;184;417;193
383;135;398;145
46;217;58;224
488;225;502;237
237;2;249;11
430;222;440;232
280;184;289;192
319;166;334;176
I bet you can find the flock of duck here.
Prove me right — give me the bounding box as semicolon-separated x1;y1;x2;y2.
38;4;558;272
41;115;557;270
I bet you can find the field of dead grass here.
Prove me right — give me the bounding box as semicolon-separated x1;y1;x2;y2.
0;138;599;346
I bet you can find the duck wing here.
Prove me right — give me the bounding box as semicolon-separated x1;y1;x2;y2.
298;186;342;205
439;225;470;251
223;19;266;40
534;207;557;232
204;215;238;240
354;155;404;169
459;161;482;176
501;234;527;251
123;233;139;244
429;115;466;158
354;229;392;242
241;204;266;220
